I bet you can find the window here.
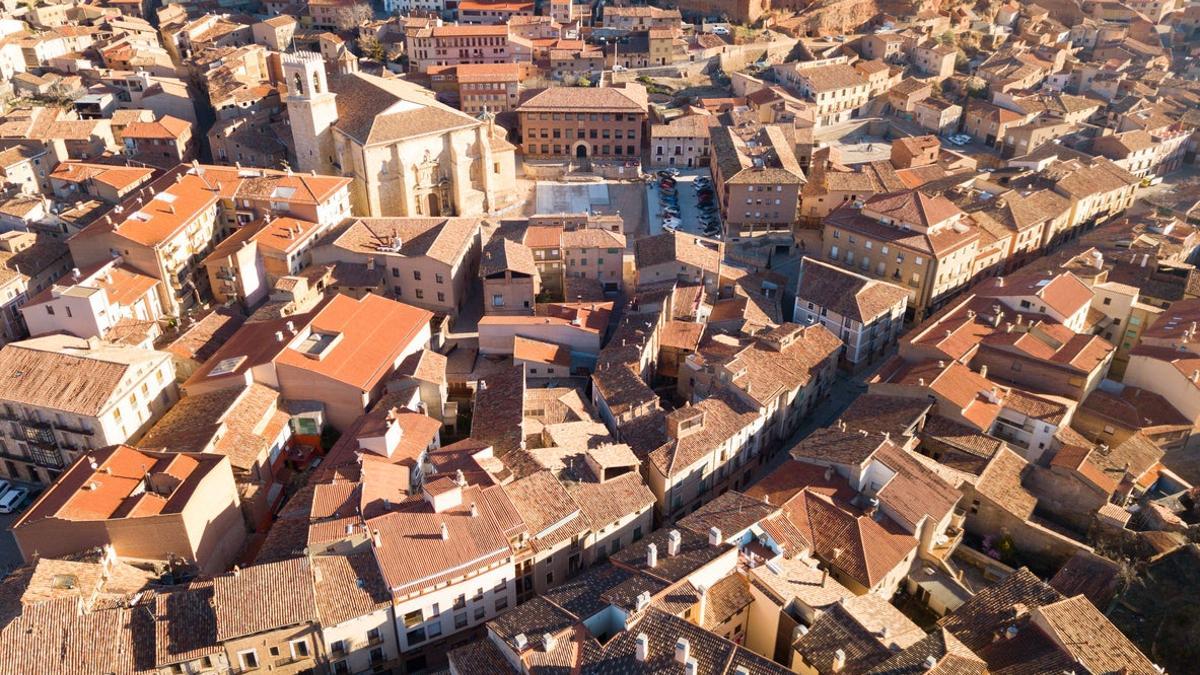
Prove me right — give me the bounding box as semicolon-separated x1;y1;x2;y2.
407;627;427;644
333;661;350;675
415;289;424;299
455;612;468;629
413;270;422;281
290;639;310;659
237;649;259;670
404;609;424;628
492;294;504;307
46;305;54;315
427;620;442;638
437;292;445;302
495;595;508;612
436;273;444;284
474;606;485;620
1102;297;1111;305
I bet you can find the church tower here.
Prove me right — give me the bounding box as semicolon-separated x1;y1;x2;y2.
282;51;339;175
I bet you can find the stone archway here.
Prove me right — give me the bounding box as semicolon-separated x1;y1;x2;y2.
574;142;590;159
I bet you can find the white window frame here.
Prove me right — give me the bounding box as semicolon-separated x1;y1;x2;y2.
237;648;259;670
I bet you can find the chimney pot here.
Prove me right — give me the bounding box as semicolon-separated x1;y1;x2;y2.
440;523;449;540
675;638;690;665
646;543;658;568
708;526;721;546
635;633;649;662
832;648;847;673
667;529;681;556
372;529;382;548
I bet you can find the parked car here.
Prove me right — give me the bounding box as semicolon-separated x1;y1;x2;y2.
0;487;28;513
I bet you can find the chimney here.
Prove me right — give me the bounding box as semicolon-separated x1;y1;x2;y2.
674;638;690;665
275;331;285;342
1192;370;1199;384
542;632;557;652
923;655;938;670
372;529;382;548
685;659;698;675
232;565;241;577
514;633;528;651
440;523;449;541
1141;253;1149;268
635;633;649;662
470;502;478;517
635;591;651;612
996;276;1004;287
667;530;682;556
646;543;658;568
979;364;988;378
824;466;833;481
918;377;926;386
286;320;296;333
832;648;846;673
708;526;722;546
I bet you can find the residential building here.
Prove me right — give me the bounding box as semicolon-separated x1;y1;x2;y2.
0;231;72;343
12;444;245;574
185;293;433;430
777;62;870;127
0;334;177;484
650;115;717;168
138;383;298;528
121;114;194;169
709;125;805;240
448;62;523;114
822;190;982;318
406;24;514;73
21;259;164;347
794;257;909;370
315;216;483;319
561;228;626;294
68;164;352;315
481;236;540;315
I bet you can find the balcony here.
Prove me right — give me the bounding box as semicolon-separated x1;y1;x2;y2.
928;525;964;562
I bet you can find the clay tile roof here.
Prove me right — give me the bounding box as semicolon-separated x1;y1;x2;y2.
1034;596;1158;673
311;552;391;626
974;446;1037;519
513;335;571;366
273;293;432;391
519;84;648;112
677;490;777;540
122;115;191;139
562;471;653;529
796;257;909;323
212;558;318;640
368;485;515;596
937;567;1063;652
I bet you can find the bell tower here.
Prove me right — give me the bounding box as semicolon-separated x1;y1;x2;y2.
282;51;339;175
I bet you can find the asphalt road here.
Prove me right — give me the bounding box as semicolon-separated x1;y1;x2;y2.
0;511;24;575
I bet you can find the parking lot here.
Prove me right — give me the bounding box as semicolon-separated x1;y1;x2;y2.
645;168;721;238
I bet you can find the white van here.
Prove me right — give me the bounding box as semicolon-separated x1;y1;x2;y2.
0;487;27;514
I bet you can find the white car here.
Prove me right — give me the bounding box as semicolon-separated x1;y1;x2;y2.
711;26;729;35
0;487;28;513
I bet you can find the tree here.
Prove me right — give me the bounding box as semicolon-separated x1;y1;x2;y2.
939;30;955;46
333;3;373;32
357;34;385;62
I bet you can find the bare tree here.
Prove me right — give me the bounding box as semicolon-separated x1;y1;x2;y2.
333;3;373;32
